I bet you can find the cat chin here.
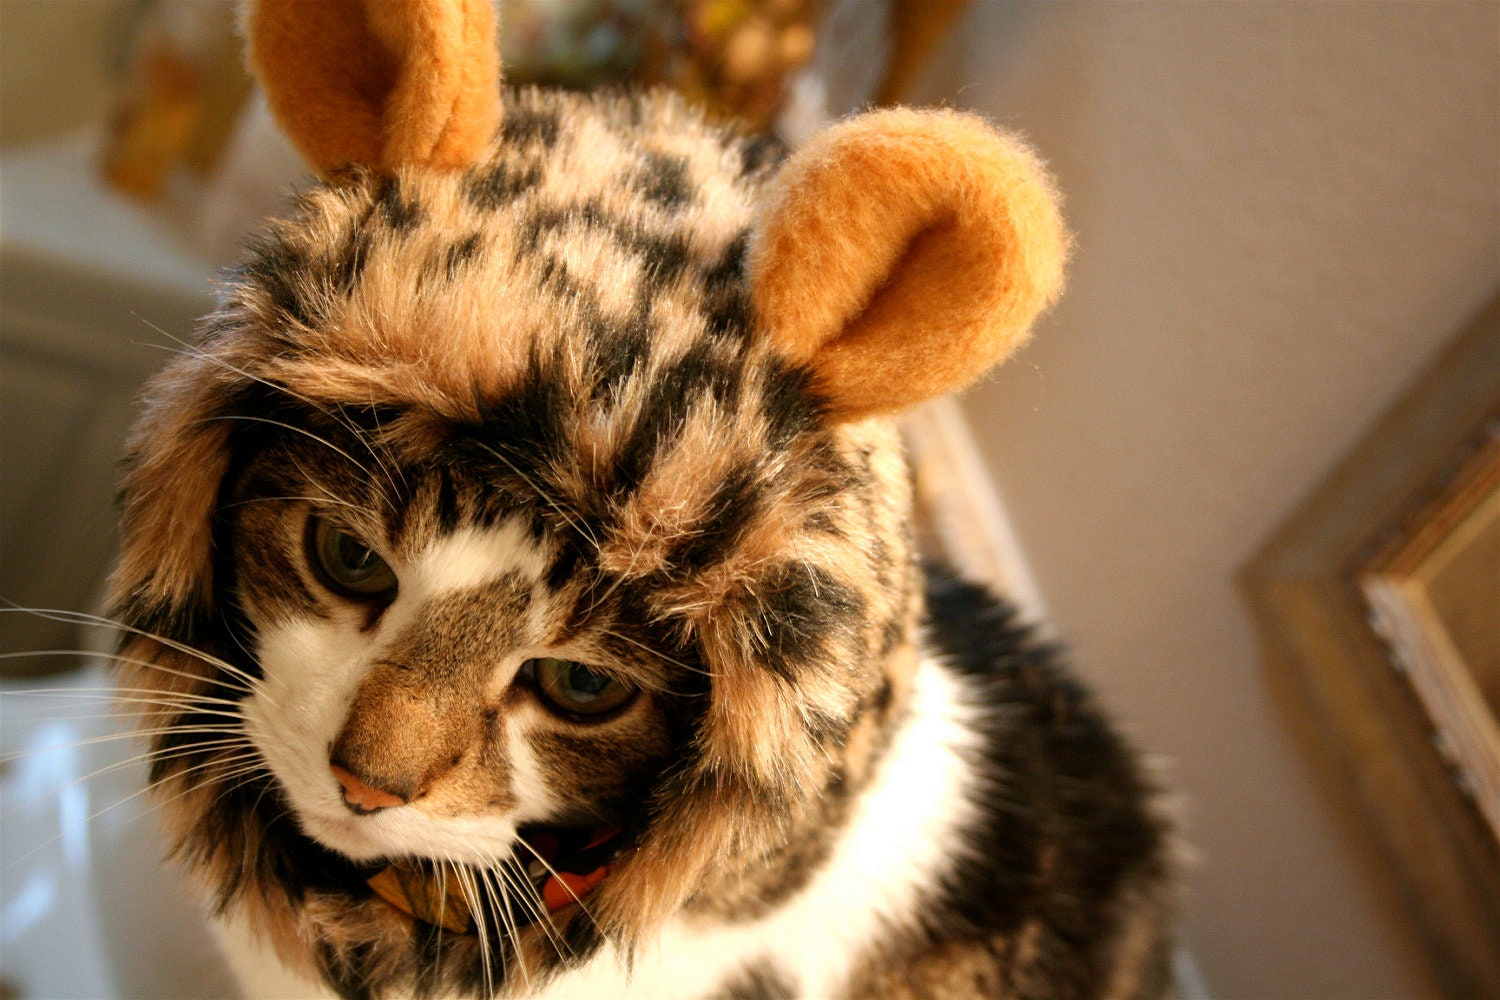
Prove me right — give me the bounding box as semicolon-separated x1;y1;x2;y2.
295;809;399;862
294;804;521;866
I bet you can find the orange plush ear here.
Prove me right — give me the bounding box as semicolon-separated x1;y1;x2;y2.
748;108;1068;420
245;0;501;174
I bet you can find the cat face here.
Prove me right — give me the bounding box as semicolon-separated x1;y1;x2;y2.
218;326;874;873
111;90;923;994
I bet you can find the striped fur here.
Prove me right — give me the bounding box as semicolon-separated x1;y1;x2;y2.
111;88;1174;998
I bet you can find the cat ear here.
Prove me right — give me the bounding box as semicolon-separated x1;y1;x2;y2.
244;0;501;175
747;108;1068;421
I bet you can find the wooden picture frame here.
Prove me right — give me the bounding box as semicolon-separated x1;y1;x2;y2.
1241;291;1500;999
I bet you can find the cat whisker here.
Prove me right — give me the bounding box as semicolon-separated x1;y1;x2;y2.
0;706;226;726
133;756;278;841
200;414;398;515
138;751;272;814
363;381;410;493
220;494;367;512
56;688;248;715
2;735;255;816
0;606;267;701
217;607;273;693
432;855;451;971
454;862;496;997
243;767;288;821
454;835;568;964
1;725;245;766
0;685;241;712
174;765;275;823
0;648;257;699
115;692;253;721
511;831;602;936
1;692;247;726
577;539;648;620
596;628;710;679
1;747;266;871
3;681;241;702
493;851;570;961
485;864;530;992
284;450;387;527
1;671;252;709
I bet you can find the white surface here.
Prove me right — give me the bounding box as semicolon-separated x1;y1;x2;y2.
0;662;241;1000
912;3;1499;997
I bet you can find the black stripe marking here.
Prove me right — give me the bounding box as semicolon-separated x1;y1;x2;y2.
922;564;1168;956
500;105;561;149
711;959;797;1000
434;465;461;533
605;343;738;501
466;161;544;210
376;176;423;232
750;562;865;681
739;133;787;178
328;228;372;296
443;232;484;279
588;308;653;399
636;152;693;210
632;229;692;289
237;234;315;328
758;361;823;450
670;463;761;574
702;231;753;342
517;203;693;292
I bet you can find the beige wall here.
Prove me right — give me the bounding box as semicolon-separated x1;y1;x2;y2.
914;3;1498;997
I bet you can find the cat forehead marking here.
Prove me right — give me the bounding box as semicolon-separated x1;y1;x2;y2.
402;522;550;599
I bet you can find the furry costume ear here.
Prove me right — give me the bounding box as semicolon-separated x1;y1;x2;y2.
245;0;501;174
748;108;1068;420
110;350;239;620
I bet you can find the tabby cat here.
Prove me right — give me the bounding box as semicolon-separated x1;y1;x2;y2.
108;3;1175;997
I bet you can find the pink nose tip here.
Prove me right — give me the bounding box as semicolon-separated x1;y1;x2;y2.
330;762;407;813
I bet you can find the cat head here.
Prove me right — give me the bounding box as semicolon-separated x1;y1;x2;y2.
110;1;1066;994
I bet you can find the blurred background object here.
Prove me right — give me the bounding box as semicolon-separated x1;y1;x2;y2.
0;0;131;147
98;0;249;201
92;0;839;257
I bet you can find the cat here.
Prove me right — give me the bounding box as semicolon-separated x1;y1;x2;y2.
106;20;1177;997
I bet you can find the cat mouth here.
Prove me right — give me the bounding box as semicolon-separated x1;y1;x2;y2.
365;824;623;934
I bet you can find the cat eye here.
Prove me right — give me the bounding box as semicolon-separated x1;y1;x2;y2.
528;658;634;718
308;517;398;599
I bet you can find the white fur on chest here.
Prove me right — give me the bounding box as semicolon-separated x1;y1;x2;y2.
531;654;983;1000
215;655;982;1000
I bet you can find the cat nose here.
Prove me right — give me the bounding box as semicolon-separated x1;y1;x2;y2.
330;761;409;814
